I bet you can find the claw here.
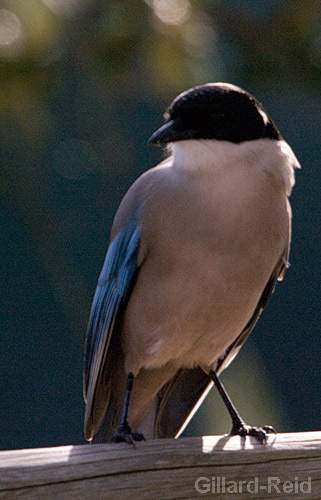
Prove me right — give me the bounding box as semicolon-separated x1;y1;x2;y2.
230;423;276;444
110;423;145;446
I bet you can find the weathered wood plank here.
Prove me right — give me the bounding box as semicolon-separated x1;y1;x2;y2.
1;432;321;499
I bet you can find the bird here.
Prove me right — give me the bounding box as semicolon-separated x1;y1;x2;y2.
83;82;300;444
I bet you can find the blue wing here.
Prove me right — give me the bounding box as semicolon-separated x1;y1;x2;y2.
83;218;141;439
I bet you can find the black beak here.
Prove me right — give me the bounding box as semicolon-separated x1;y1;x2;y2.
148;119;194;146
148;120;176;146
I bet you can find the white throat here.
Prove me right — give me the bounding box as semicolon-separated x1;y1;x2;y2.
169;138;300;196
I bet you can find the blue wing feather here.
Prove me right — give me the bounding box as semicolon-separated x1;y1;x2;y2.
83;219;140;436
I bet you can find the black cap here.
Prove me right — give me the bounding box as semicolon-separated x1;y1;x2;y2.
149;83;281;146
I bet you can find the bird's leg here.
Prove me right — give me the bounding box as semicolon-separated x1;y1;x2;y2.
110;372;145;444
210;370;275;444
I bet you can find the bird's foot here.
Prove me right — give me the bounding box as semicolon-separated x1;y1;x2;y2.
230;423;276;444
110;423;145;445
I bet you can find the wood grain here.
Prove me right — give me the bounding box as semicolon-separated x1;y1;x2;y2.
1;432;321;499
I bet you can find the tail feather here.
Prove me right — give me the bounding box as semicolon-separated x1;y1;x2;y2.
154;367;212;438
90;365;213;442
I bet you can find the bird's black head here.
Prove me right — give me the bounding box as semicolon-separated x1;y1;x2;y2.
148;83;281;146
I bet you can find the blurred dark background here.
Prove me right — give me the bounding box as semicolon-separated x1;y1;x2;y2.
0;0;320;450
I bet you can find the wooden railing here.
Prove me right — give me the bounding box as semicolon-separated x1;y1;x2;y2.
1;432;321;499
